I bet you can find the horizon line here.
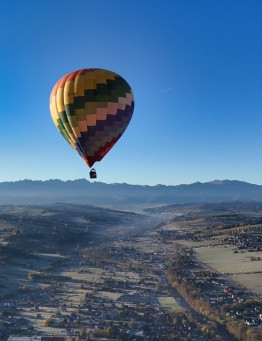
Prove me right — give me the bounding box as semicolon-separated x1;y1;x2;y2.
0;178;259;187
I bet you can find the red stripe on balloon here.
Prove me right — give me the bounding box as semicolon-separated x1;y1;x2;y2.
85;134;122;167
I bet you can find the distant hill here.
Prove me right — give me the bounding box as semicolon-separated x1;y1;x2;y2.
1;179;262;205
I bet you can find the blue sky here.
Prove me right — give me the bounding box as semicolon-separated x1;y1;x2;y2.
0;0;262;185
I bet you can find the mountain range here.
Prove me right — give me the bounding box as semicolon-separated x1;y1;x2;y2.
0;179;262;205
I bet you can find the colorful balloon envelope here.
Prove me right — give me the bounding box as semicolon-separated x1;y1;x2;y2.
50;68;134;167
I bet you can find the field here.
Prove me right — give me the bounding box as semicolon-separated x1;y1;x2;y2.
0;252;60;297
157;296;182;312
195;244;262;295
175;236;262;296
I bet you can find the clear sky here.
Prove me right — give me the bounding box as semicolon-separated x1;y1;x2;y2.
1;0;262;185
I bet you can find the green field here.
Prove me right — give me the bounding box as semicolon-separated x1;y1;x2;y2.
158;296;182;312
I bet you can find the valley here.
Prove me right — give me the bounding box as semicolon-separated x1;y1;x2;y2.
0;202;261;340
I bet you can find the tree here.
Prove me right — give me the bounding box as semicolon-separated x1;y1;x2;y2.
43;318;53;327
28;273;34;281
79;327;87;337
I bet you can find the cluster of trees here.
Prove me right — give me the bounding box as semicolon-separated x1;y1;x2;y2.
28;272;71;283
92;325;120;338
0;244;30;263
167;246;193;270
43;317;54;327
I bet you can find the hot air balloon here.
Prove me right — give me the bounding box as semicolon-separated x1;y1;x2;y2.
50;68;134;178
